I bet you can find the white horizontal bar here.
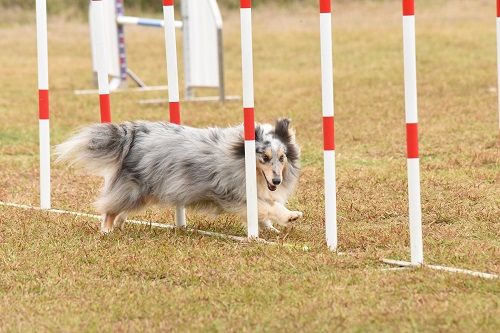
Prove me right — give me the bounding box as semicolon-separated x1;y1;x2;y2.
138;95;241;105
382;259;499;280
117;15;183;29
74;85;169;95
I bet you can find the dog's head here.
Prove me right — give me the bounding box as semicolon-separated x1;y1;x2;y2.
255;118;300;192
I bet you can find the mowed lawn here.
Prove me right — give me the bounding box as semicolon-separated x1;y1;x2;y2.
0;0;499;331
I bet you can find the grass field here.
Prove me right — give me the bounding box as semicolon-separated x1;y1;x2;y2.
0;0;499;331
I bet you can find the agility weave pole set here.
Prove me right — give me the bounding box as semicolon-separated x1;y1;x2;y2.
4;0;492;279
380;0;494;278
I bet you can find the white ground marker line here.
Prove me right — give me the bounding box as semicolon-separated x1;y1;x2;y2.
0;201;310;249
382;259;499;280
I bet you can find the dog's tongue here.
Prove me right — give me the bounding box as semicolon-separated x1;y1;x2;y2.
267;183;277;191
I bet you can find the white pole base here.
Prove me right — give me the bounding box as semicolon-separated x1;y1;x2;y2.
39;119;51;209
324;150;337;251
175;206;186;227
244;140;259;239
407;158;423;264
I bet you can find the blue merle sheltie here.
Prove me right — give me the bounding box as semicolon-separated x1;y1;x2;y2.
56;118;302;234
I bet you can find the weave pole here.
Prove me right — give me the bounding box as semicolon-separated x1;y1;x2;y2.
319;0;337;251
91;0;112;123
163;0;186;227
240;0;259;238
497;0;500;131
36;0;51;209
402;0;423;265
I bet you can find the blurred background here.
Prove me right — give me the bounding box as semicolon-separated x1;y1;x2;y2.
0;0;314;12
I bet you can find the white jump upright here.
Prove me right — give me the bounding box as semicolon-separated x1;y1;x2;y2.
319;0;337;251
240;0;259;238
496;0;500;132
163;0;186;227
91;0;112;123
402;0;423;265
36;0;51;209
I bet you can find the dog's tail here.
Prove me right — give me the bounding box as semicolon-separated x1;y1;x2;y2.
56;123;131;176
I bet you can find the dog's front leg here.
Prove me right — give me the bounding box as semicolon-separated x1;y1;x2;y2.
260;219;280;233
268;201;303;226
257;200;280;233
113;212;128;230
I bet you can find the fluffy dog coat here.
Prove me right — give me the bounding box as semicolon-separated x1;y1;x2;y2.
56;118;302;233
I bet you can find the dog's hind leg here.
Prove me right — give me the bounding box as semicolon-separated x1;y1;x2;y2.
113;212;128;231
96;181;144;234
101;213;117;234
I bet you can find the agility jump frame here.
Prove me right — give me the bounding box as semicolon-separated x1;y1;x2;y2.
83;0;227;102
30;0;498;279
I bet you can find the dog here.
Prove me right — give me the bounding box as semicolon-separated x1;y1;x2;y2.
56;118;302;234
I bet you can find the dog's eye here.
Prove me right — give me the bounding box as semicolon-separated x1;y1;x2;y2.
262;155;270;163
279;156;285;162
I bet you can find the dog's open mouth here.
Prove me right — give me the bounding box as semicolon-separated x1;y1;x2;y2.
267;182;277;191
262;172;277;192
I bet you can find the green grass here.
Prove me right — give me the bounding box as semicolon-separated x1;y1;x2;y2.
0;1;499;331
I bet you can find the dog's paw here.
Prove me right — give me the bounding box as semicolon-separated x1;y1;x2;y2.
288;211;303;222
267;225;281;234
260;220;281;233
100;227;113;235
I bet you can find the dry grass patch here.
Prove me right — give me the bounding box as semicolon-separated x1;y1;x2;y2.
0;1;499;331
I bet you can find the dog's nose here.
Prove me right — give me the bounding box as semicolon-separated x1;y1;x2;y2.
272;178;281;185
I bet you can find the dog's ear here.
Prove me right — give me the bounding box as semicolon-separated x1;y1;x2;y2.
275;118;300;164
255;125;264;142
274;118;292;143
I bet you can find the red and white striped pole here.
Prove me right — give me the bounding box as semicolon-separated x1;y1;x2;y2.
91;0;112;123
319;0;337;251
402;0;423;265
163;0;186;227
240;0;259;238
496;0;500;131
36;0;51;209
